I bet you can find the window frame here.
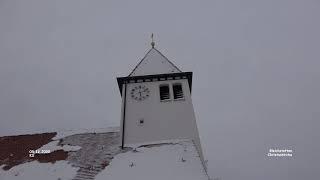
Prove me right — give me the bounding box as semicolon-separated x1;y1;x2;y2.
172;83;184;100
159;84;171;101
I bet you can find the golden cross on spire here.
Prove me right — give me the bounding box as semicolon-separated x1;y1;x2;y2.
151;33;155;48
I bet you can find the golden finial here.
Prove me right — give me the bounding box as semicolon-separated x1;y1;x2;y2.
151;33;155;48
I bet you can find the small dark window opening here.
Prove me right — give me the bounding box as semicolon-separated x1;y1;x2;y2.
139;119;144;124
173;84;184;99
159;85;170;100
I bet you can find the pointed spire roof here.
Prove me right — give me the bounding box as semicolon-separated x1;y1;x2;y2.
129;47;182;76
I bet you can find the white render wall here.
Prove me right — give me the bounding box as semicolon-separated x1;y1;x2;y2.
120;79;204;162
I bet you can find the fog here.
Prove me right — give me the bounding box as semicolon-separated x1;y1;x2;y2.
1;0;319;179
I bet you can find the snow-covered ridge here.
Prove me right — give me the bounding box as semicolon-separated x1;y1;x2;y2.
0;127;119;138
52;126;119;140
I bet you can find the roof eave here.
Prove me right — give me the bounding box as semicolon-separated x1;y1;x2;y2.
117;72;193;96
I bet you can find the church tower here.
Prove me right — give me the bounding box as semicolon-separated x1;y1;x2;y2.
117;37;204;162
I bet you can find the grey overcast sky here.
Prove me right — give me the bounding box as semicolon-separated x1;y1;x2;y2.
1;0;319;179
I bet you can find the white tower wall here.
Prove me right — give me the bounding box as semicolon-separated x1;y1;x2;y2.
120;79;204;161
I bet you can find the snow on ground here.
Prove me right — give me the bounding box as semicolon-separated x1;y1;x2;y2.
0;161;79;180
36;140;82;152
95;140;209;180
52;127;119;140
1;130;209;180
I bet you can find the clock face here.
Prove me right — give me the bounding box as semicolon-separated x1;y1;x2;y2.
130;85;150;101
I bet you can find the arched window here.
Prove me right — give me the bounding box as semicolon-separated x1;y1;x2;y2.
159;84;170;100
173;83;184;99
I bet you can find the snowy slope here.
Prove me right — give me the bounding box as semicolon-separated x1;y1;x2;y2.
0;161;79;180
95;140;208;180
0;130;209;180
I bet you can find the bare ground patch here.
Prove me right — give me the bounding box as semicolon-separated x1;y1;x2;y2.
0;132;65;170
0;131;131;180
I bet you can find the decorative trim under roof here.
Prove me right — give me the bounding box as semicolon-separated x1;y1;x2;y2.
117;72;193;96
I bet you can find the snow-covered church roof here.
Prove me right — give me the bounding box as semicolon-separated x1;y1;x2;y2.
129;47;182;76
117;46;194;95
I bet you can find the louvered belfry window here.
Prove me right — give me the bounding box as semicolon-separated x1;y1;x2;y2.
173;84;184;99
159;85;170;100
